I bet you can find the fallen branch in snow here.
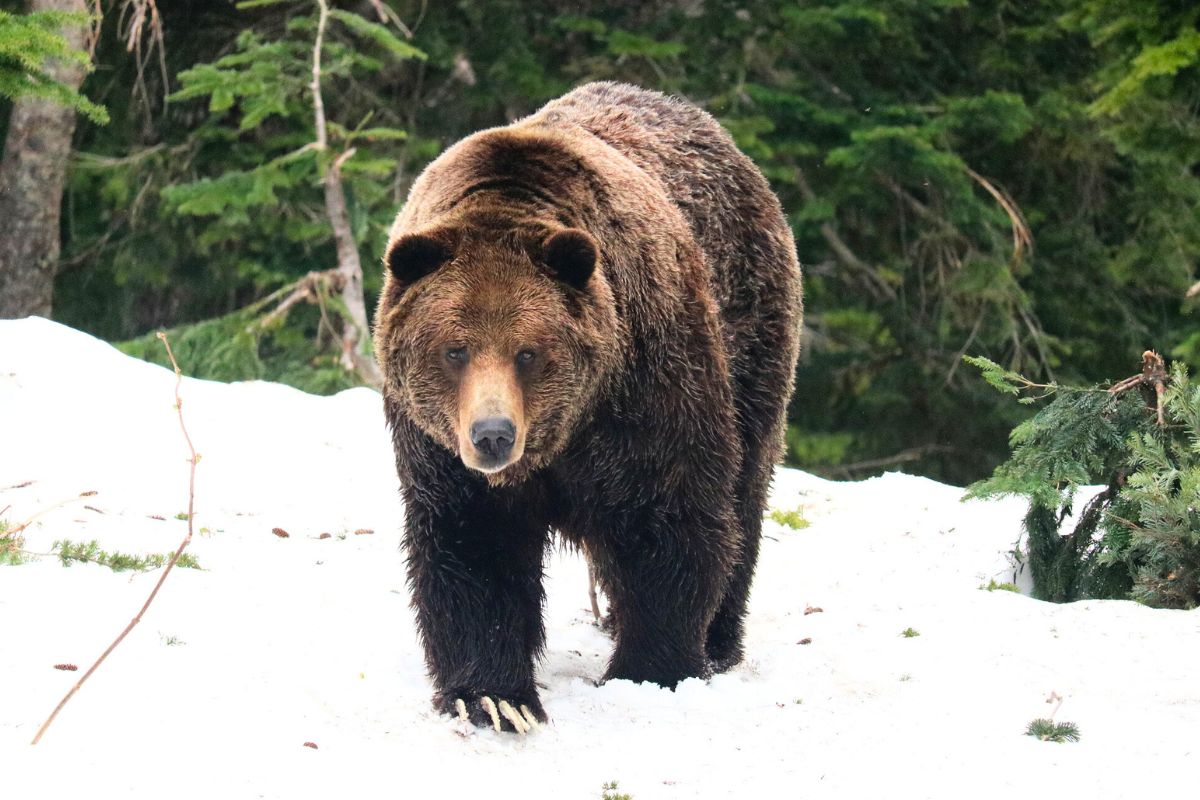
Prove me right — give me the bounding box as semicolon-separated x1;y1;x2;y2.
6;489;96;538
31;332;200;745
587;558;602;624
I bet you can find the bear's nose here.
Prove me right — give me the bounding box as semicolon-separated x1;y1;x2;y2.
470;416;516;461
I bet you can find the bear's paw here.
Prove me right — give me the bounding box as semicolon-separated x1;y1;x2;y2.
437;690;546;735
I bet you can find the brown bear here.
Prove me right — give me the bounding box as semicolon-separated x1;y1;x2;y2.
374;82;802;733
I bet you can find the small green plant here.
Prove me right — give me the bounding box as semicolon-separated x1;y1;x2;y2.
768;507;810;530
1025;718;1080;742
0;517;26;566
601;781;632;800
174;512;190;521
981;579;1020;593
899;673;913;682
901;627;920;638
160;634;185;646
52;539;201;572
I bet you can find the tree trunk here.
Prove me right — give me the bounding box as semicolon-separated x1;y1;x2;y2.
310;0;381;388
324;154;382;387
0;0;89;320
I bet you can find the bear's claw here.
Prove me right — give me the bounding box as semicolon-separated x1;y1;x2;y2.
443;692;545;734
498;699;529;733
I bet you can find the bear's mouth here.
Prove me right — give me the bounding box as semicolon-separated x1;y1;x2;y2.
463;451;521;474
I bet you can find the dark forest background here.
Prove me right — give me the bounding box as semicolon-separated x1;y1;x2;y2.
2;0;1198;486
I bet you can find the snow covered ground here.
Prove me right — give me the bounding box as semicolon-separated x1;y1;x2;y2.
1;317;1196;799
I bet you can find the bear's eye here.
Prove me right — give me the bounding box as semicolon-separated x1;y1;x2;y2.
515;349;536;366
445;346;468;365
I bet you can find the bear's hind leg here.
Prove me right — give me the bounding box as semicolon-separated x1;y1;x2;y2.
703;463;769;672
592;512;734;688
705;336;797;672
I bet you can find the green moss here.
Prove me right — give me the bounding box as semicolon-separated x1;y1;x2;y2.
768;507;810;530
981;579;1021;593
901;627;921;638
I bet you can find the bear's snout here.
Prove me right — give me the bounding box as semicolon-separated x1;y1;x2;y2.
456;358;526;475
470;416;516;463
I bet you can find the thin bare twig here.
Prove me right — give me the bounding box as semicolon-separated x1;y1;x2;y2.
31;332;199;745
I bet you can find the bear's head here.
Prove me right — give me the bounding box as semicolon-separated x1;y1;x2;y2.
375;221;619;485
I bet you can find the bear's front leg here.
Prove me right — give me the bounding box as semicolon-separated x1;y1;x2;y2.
404;484;549;734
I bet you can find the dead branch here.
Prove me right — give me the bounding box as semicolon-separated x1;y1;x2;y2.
83;0;101;57
942;314;985;388
31;332;199;745
118;0;170;117
6;490;94;538
965;167;1033;264
365;0;413;37
1109;350;1168;425
794;167;896;301
880;175;957;236
254;268;345;332
818;444;952;479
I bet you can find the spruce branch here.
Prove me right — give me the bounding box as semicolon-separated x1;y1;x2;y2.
962;355;1058;401
30;332;200;745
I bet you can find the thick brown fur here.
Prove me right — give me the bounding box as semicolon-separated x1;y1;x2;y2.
374;82;802;731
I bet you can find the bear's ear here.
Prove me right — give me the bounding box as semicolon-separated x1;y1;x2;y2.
384;230;456;288
541;228;598;290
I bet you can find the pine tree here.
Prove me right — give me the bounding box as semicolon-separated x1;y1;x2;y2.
967;353;1200;608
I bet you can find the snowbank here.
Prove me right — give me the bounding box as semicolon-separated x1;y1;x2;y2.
1;318;1195;799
